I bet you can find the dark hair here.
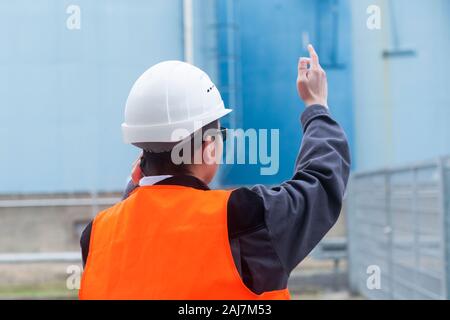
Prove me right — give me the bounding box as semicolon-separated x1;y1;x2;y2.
139;120;219;176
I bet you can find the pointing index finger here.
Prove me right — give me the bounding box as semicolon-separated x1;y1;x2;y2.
308;44;320;69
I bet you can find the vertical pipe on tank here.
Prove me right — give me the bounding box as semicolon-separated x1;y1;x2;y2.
183;0;195;64
217;0;240;130
381;0;394;165
387;0;400;50
212;0;242;186
331;0;339;66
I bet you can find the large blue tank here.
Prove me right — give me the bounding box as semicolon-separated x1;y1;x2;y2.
349;0;450;171
216;0;354;186
0;0;215;193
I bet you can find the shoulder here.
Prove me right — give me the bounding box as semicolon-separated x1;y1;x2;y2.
227;188;266;239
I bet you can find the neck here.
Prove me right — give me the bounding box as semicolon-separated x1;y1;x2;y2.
185;166;210;185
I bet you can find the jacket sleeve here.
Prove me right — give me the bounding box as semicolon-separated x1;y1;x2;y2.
123;179;138;200
79;180;136;268
250;104;351;274
80;221;92;268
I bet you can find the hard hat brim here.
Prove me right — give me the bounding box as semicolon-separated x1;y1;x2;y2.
122;108;232;144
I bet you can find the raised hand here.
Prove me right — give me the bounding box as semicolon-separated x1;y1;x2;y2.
297;44;328;108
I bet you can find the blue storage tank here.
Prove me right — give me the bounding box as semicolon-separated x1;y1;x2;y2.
216;0;354;186
349;0;450;171
0;0;216;193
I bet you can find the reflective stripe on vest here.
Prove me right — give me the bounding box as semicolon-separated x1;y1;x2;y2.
79;185;290;300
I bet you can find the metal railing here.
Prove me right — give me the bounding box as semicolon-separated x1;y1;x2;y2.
347;156;450;299
0;193;120;264
0;252;81;264
0;197;121;208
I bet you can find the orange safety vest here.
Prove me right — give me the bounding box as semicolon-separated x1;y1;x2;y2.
79;185;290;300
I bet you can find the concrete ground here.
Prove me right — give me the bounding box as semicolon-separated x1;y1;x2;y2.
0;257;360;300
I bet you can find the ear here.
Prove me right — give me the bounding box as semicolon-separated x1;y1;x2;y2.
202;138;217;165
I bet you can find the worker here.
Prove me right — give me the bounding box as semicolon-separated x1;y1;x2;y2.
78;44;350;300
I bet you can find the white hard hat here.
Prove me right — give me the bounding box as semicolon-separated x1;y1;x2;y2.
122;60;232;144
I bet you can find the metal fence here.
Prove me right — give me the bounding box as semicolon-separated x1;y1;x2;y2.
0;252;81;264
0;193;120;264
347;157;450;299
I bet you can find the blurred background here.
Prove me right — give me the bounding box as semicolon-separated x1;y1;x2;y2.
0;0;449;299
